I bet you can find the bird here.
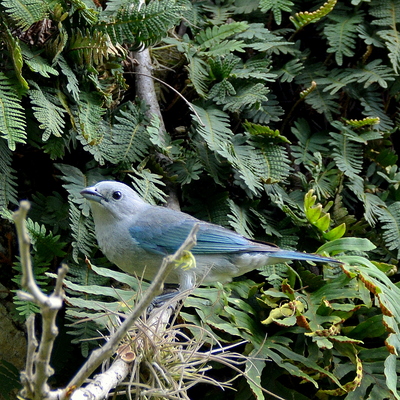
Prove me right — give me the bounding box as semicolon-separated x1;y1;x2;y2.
81;181;339;292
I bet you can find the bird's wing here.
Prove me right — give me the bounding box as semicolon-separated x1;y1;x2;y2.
128;207;258;255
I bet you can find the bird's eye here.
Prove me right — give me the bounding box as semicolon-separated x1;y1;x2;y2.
112;191;122;200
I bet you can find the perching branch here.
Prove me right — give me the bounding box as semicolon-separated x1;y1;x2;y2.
13;201;68;400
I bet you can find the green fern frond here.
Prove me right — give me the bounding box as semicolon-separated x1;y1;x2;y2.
291;119;331;165
344;117;380;128
68;29;109;66
235;23;294;54
75;92;105;145
70;0;99;24
378;202;400;255
243;95;284;124
85;102;150;165
201;3;235;25
58;56;80;102
129;167;167;205
222;135;291;195
324;12;363;66
26;219;67;262
192;103;234;152
377;30;400;73
243;121;291;144
109;103;150;163
276;59;304;82
228;199;255;238
0;73;27;150
209;54;240;80
208;79;236;101
29;83;66;141
219;83;269;112
204;40;246;56
359;90;393;131
169;156;203;185
219;135;264;196
252;140;292;183
69;202;96;262
369;0;400;27
102;0;186;48
232;58;276;82
195;142;228;186
290;0;337;30
329;132;363;179
2;24;29;90
0;139;18;212
186;57;210;97
259;0;294;25
347;59;396;88
196;22;248;51
2;0;49;31
299;80;340;121
370;0;400;71
21;44;59;78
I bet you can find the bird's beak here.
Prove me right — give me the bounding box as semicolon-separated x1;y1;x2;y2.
80;187;106;203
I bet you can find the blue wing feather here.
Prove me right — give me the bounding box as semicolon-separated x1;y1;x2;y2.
129;207;256;255
128;206;338;264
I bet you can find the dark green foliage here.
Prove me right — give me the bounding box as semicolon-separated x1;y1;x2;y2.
1;0;400;398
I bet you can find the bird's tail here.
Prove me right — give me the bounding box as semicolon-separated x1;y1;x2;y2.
268;250;340;264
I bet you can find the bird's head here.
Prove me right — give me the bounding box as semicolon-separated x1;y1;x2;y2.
81;181;146;220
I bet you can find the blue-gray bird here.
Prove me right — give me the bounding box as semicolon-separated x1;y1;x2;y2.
81;181;338;292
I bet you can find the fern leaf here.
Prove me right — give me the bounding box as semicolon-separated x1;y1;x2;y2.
195;142;228;186
370;0;400;72
2;24;29;90
69;202;96;262
68;29;109;66
70;0;98;24
201;3;235;25
21;43;59;78
369;0;400;26
0;139;18;212
103;0;186;48
243;95;284;124
169;156;203;185
196;22;248;50
378;30;400;73
324;12;363;66
0;73;27;150
290;0;337;30
219;83;269;112
303;85;340;121
347;59;396;88
192;103;234;152
58;56;80;102
129;168;167;205
228;199;255;238
378;202;400;255
244;121;290;144
358;89;393;131
186;57;209;98
106;103;150;164
291;119;329;165
203;40;246;56
2;0;49;31
75;92;105;145
254;141;292;184
329;132;363;179
276;59;304;82
29;84;66;141
259;0;294;25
